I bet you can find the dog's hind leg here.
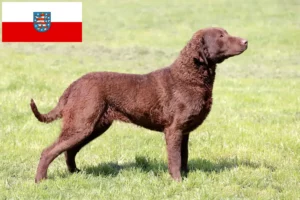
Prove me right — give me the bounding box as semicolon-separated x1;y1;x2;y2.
64;123;112;173
35;97;106;183
35;128;94;183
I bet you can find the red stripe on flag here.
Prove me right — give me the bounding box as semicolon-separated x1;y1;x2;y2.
2;22;82;42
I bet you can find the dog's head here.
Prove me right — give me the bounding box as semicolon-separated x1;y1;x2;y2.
189;27;248;65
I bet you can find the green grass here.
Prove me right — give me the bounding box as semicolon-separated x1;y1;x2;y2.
1;0;300;199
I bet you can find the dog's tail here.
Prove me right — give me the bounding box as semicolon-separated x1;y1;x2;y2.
30;99;63;123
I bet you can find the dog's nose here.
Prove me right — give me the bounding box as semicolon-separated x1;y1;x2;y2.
242;39;248;46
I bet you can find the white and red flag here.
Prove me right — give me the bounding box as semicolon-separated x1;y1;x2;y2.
2;2;82;42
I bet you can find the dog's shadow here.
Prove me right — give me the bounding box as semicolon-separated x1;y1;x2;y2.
83;156;275;178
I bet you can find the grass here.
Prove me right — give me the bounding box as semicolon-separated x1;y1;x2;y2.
1;0;300;199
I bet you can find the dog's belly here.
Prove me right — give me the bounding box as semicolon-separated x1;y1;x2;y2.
104;106;166;132
133;119;165;132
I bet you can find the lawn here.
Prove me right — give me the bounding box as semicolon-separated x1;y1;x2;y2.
1;0;300;199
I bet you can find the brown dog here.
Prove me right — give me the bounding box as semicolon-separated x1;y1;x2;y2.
31;27;247;183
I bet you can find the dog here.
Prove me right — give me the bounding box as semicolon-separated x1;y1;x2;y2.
30;27;248;183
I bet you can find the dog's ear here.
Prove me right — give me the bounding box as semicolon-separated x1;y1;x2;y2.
190;36;208;66
199;37;208;65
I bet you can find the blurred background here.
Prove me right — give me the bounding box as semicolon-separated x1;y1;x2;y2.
0;0;299;199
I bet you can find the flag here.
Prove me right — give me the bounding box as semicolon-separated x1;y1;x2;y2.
2;2;82;42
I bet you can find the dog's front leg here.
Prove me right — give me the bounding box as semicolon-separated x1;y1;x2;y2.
164;127;183;181
181;133;190;174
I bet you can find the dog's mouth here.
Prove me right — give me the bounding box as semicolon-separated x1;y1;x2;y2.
239;43;248;53
212;57;226;64
234;49;247;55
227;47;248;57
241;45;248;52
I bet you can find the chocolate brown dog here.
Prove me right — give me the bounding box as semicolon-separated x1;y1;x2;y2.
31;27;248;183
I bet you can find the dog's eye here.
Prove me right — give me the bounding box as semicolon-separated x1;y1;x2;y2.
220;34;224;38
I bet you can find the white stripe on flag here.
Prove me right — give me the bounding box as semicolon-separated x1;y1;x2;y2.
2;2;82;22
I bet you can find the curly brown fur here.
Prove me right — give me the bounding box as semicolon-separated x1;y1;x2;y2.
31;27;248;183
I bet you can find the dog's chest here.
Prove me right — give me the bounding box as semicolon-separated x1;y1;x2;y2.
195;89;213;116
183;88;213;132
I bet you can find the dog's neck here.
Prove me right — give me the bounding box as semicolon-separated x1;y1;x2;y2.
171;45;216;89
